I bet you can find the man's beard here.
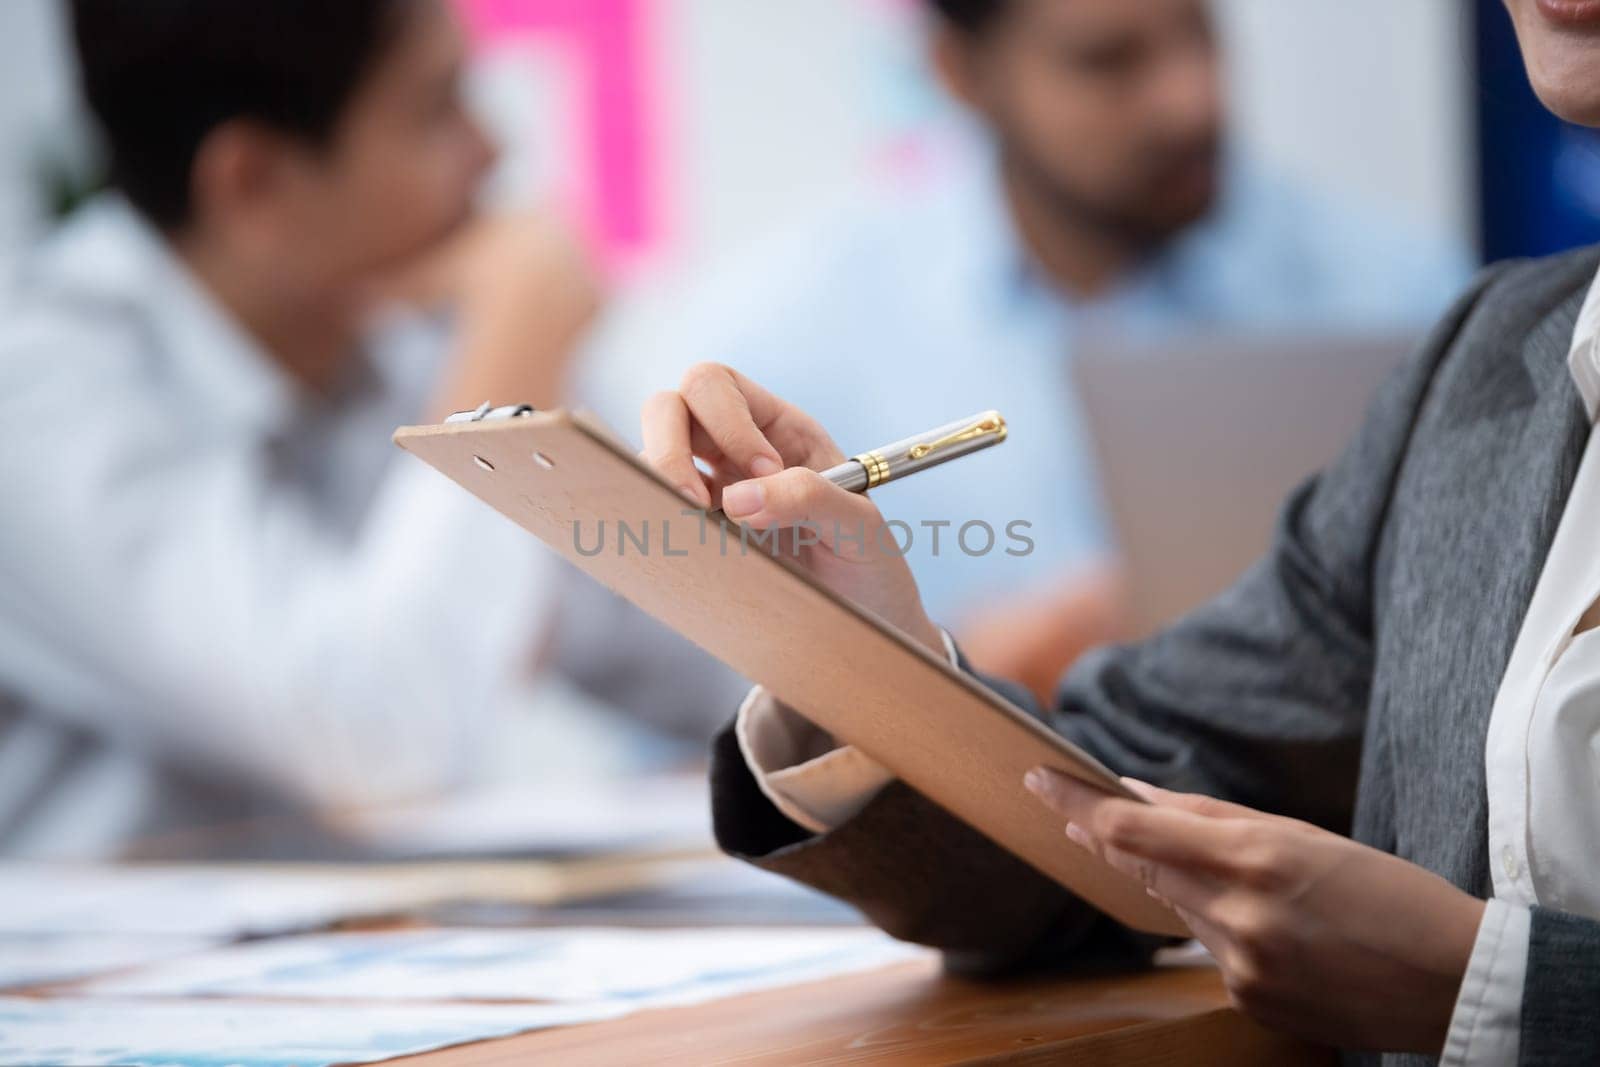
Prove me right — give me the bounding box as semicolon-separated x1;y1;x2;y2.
1004;136;1224;254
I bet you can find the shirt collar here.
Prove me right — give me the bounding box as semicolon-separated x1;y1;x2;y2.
1567;262;1600;424
35;195;302;436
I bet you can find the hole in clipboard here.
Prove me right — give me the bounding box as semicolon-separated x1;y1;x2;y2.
532;451;555;470
473;455;495;472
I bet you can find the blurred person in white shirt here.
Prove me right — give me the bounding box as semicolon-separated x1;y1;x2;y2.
0;0;641;857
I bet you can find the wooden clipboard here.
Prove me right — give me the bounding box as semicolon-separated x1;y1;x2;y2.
395;409;1188;937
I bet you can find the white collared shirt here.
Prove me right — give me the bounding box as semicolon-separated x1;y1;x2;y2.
738;268;1600;1065
0;197;561;856
1442;264;1600;1066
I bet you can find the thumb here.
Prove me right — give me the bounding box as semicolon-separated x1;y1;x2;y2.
720;467;899;560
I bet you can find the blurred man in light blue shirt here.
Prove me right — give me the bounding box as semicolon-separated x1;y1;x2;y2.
570;0;1473;706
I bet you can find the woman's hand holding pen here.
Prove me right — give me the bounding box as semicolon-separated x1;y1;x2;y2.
640;362;944;655
1023;768;1485;1055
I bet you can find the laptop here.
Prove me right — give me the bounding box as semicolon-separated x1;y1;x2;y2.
1072;332;1419;636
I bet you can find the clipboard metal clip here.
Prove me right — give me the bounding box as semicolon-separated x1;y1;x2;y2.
444;402;537;424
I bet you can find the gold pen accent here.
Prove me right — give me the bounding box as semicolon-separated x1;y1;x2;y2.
853;450;892;488
906;414;1007;460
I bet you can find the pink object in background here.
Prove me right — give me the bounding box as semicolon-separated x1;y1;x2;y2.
456;0;672;274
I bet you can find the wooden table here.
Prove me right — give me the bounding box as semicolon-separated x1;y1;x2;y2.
397;956;1334;1066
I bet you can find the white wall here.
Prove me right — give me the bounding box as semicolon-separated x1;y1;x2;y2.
1214;0;1476;249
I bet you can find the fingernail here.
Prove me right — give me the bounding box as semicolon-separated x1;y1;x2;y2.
1064;822;1093;849
722;480;764;517
1023;769;1046;794
678;485;704;504
750;455;782;477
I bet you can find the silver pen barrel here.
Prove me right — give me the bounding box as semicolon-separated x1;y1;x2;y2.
820;410;1006;492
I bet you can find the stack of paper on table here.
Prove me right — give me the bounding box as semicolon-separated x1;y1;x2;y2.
81;926;925;1008
0;997;628;1067
0;771;918;1066
5;927;926;1067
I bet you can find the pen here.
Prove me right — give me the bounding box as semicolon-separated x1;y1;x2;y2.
821;411;1007;492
